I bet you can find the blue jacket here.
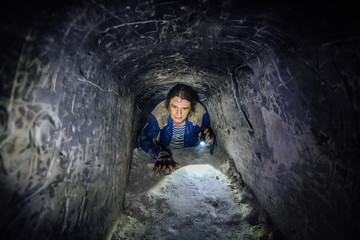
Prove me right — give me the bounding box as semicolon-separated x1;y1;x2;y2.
138;100;210;158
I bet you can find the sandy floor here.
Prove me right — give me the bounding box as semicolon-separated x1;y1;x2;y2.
111;146;282;240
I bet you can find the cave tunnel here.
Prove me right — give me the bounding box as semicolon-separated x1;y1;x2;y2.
1;0;360;240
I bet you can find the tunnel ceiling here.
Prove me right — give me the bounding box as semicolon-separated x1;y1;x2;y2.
81;0;287;108
2;0;356;109
78;0;358;108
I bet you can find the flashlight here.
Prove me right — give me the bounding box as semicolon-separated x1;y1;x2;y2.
199;131;206;146
199;127;215;154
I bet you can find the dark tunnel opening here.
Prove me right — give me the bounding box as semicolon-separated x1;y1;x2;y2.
1;1;360;240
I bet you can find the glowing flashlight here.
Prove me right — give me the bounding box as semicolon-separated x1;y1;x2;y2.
199;131;206;146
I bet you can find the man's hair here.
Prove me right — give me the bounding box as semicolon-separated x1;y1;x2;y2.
165;84;199;112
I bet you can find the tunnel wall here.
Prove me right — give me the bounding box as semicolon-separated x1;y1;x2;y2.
209;40;360;239
0;5;134;240
1;1;360;240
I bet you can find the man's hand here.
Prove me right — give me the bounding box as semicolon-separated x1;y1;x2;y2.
199;127;215;145
153;149;181;175
199;127;216;154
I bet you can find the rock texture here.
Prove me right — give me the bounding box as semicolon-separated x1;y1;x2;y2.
0;1;359;240
112;146;283;240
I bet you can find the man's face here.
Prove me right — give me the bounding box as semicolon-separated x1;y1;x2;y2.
169;96;191;126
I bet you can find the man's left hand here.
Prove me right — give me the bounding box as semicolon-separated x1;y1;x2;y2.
199;127;215;145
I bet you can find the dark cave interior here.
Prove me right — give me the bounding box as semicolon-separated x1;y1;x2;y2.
0;1;360;240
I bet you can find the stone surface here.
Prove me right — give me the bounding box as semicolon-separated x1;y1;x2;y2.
0;3;135;240
112;146;283;240
0;1;359;240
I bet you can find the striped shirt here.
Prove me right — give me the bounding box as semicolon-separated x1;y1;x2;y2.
169;122;186;149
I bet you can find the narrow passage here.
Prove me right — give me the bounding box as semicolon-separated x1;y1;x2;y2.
112;146;281;240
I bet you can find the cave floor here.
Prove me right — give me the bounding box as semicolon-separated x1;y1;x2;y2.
111;146;280;240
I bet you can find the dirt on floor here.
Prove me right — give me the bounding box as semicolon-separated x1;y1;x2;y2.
111;145;284;240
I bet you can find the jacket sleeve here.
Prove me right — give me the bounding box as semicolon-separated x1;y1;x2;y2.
201;111;211;128
138;114;162;159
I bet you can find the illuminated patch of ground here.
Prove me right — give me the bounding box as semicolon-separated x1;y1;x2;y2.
111;146;281;240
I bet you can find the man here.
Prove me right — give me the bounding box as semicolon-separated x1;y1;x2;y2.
138;84;215;175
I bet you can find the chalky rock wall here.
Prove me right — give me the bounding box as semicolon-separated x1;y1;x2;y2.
1;1;359;240
0;1;135;240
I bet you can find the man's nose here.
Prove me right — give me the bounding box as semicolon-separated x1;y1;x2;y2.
176;109;182;115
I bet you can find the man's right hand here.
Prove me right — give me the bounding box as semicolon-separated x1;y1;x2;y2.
153;149;181;175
